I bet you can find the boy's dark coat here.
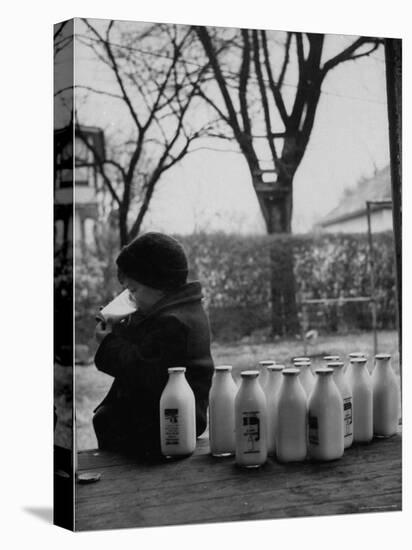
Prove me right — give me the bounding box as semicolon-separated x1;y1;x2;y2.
94;281;214;455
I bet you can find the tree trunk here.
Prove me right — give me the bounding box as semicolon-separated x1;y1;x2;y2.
119;208;129;248
263;190;300;336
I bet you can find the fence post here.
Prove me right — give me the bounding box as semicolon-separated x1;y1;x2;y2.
366;202;378;356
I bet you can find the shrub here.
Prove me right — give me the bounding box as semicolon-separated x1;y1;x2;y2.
72;230;397;348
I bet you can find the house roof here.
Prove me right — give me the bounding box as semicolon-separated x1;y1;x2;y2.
319;165;392;227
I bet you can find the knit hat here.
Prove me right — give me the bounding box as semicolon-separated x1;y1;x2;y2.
116;232;188;290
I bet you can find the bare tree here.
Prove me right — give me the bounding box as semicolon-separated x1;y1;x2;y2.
192;27;383;334
76;19;211;246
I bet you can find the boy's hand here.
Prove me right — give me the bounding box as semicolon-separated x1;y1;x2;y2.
95;320;112;343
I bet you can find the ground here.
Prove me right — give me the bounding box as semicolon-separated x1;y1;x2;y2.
53;330;400;451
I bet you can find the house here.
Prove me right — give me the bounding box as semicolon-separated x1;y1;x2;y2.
54;124;105;254
316;166;393;233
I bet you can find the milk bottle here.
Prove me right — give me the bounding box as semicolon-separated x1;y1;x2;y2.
351;358;373;443
371;354;400;437
308;368;344;461
160;367;196;458
258;360;275;389
345;351;367;376
294;359;315;397
264;364;284;455
328;361;353;448
235;371;267;468
209;365;238;456
276;368;307;462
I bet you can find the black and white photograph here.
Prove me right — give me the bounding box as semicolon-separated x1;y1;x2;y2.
52;10;401;535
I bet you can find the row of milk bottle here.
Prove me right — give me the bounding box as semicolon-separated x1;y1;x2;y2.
158;354;399;465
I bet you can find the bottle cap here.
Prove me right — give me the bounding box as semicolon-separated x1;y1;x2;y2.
350;357;367;365
282;368;300;376
259;360;276;367
168;367;186;373
375;353;391;360
295;361;311;367
315;367;334;375
348;352;367;359
293;357;310;363
323;355;340;361
215;365;232;371
327;361;345;369
240;370;259;378
267;364;284;371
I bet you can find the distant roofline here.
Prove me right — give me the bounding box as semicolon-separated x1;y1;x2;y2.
318;165;392;228
320;202;392;227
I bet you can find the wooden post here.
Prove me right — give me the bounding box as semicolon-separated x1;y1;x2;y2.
384;39;402;395
366;202;378;356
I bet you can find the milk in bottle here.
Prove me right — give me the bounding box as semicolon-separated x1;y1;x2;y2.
235;370;267;468
371;354;400;437
351;358;373;443
264;364;284;455
294;359;315;397
160;367;196;458
308;368;344;461
209;365;238;456
328;361;353;448
276;368;307;462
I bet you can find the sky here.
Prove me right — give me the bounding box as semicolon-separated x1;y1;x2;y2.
69;18;390;235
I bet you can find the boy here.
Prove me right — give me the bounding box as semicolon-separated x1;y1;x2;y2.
93;232;214;459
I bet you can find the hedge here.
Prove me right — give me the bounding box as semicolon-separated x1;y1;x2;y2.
72;230;397;351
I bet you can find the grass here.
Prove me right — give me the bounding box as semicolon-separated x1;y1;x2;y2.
54;330;400;450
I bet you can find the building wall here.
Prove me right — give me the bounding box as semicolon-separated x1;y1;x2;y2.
322;209;393;233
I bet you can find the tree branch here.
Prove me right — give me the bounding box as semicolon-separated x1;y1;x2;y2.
194;26;242;137
75;122;122;205
260;30;289;125
277;32;292;88
252;30;278;162
238;29;252;137
321;37;383;76
54;21;68;40
82;19;143;133
74;84;123;100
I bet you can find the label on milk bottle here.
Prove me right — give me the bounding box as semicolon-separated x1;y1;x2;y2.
308;413;319;445
242;411;260;454
343;398;353;437
164;408;179;445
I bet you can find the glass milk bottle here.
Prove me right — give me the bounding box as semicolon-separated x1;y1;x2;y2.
276;368;307;463
258;360;275;389
345;351;367;376
351;358;373;443
308;368;344;461
371;354;400;437
235;371;267;468
294;359;315;397
160;367;196;458
264;364;284;455
209;365;238;457
328;361;353;448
